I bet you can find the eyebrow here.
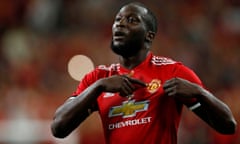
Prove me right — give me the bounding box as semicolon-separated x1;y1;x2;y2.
116;12;141;19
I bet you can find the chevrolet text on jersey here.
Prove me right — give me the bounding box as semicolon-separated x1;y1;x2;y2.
108;116;152;130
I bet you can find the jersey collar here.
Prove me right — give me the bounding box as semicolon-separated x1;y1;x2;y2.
119;52;153;74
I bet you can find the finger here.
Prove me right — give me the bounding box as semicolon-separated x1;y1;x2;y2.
119;84;133;97
123;83;134;96
167;91;177;96
116;77;133;96
163;82;172;90
123;78;136;91
164;85;177;96
163;86;172;93
163;78;177;89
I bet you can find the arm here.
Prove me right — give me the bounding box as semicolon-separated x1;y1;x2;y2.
51;81;103;138
192;87;237;134
51;75;146;138
163;77;237;134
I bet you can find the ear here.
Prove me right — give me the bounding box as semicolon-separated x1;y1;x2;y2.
145;31;155;43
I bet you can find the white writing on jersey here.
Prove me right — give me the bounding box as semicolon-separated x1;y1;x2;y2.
98;64;120;71
108;116;152;130
151;56;176;65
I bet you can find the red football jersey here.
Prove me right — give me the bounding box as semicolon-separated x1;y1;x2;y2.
72;52;203;144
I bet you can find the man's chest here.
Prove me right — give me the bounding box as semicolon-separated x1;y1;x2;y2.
97;68;176;121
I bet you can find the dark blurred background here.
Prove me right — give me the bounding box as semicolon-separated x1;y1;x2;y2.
0;0;239;144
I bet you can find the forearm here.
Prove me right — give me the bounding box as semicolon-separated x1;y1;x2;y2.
194;86;237;134
51;81;103;138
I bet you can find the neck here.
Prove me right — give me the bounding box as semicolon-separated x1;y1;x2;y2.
119;49;149;70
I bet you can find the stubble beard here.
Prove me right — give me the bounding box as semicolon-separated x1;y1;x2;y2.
110;37;143;58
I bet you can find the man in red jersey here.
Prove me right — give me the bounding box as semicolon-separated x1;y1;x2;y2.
51;2;236;144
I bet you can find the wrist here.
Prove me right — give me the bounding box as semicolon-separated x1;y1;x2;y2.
192;83;204;99
95;79;106;92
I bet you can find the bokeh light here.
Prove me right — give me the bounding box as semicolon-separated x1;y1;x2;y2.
68;55;94;81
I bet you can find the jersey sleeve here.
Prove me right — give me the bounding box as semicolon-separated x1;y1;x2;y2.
70;68;105;111
174;64;204;106
72;70;99;96
72;66;113;96
71;66;114;111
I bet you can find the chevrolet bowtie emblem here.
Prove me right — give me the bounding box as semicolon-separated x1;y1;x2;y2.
108;100;149;118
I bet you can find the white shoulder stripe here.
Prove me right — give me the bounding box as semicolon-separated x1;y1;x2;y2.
98;64;120;71
151;56;176;65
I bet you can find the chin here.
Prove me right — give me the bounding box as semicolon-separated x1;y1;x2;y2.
112;40;125;47
110;39;142;58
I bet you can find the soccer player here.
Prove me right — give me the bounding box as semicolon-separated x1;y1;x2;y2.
51;2;237;144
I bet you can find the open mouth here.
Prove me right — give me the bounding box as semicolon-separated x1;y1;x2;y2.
113;31;126;40
114;31;125;36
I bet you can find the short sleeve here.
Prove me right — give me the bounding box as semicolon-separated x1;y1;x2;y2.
71;69;100;96
174;64;204;106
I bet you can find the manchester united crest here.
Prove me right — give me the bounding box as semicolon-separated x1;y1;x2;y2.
147;79;161;93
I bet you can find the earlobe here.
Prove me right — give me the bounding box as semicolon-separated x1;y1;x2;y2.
146;31;155;43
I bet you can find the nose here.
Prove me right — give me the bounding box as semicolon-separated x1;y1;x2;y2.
114;18;126;28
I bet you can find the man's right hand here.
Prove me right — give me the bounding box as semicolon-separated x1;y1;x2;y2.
97;75;146;97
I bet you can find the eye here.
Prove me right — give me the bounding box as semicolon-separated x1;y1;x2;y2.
115;16;122;22
127;16;139;24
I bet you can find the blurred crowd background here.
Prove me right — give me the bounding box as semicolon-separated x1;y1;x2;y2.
0;0;239;144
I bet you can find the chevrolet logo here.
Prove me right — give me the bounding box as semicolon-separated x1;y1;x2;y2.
108;100;149;118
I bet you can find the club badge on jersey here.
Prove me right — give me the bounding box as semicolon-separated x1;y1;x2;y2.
147;79;161;93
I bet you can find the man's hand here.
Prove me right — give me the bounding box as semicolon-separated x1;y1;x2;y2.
98;75;146;97
163;77;200;98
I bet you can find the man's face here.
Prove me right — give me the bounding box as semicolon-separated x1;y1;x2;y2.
111;4;148;57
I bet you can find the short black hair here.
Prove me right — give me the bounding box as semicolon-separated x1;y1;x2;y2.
129;2;158;33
